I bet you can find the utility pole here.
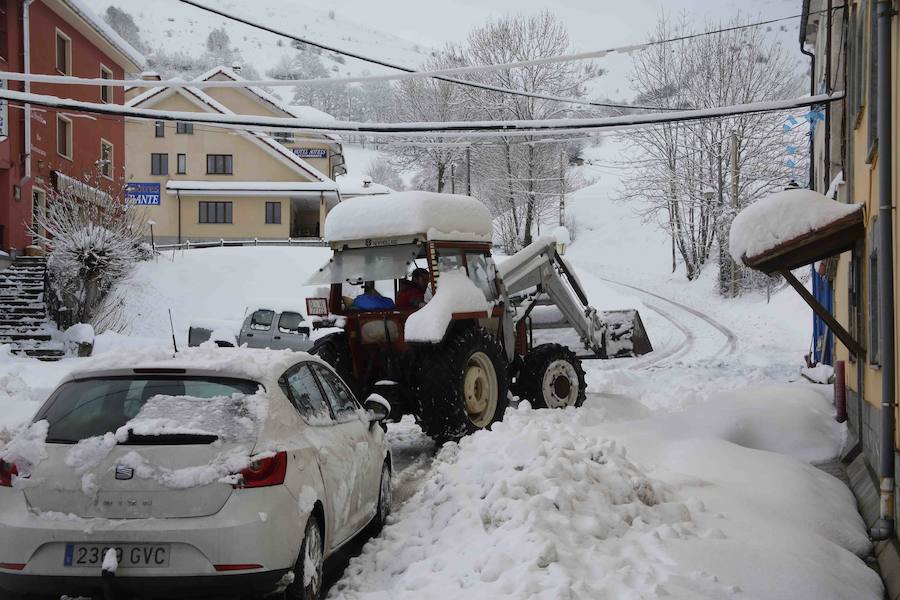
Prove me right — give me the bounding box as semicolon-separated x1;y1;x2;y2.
559;150;565;226
730;130;739;298
466;146;472;196
450;163;456;194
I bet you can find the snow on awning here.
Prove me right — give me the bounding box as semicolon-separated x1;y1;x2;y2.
729;188;864;275
166;180;339;198
53;171;112;206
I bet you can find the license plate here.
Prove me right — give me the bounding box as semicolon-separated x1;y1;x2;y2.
63;544;171;568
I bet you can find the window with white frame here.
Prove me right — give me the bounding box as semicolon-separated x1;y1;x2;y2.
265;201;281;224
57;114;72;159
55;30;71;75
100;65;113;103
99;139;113;178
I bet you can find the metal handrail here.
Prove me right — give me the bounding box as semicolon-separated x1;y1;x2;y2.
153;237;326;251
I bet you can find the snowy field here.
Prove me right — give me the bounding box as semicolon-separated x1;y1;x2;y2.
0;189;882;598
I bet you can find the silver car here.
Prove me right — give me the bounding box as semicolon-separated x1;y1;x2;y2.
0;348;391;600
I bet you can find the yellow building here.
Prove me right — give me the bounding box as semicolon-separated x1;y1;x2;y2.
802;0;899;554
124;65;346;243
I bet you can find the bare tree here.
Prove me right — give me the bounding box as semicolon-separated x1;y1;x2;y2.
461;12;597;249
30;171;147;327
620;15;805;289
365;157;405;191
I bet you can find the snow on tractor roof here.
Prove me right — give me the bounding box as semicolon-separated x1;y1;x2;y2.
325;191;493;244
729;188;862;265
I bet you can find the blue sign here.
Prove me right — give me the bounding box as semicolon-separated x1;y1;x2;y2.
292;148;327;159
126;182;161;206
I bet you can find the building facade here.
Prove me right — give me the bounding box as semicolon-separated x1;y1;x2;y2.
802;0;899;546
0;0;144;254
125;66;346;244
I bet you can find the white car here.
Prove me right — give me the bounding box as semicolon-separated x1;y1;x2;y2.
0;348;392;599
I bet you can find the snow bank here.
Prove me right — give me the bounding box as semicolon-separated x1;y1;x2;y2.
63;324;95;345
729;189;861;264
333;395;880;600
405;270;491;342
324;192;493;243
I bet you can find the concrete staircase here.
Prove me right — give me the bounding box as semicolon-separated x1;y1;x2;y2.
0;256;65;361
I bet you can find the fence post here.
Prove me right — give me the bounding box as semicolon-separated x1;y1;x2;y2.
254;237;258;247
288;237;293;246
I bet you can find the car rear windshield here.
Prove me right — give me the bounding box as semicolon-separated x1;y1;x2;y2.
35;376;262;444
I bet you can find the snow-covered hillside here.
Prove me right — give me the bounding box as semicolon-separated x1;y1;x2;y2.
83;0;432;77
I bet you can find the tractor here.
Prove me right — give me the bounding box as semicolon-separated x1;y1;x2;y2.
305;191;651;441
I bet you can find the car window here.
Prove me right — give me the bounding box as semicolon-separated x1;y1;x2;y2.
281;364;333;424
249;309;275;331
36;377;261;443
312;364;359;420
278;312;306;334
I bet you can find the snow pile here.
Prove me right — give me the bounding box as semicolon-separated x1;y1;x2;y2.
324;192;493;243
333;413;694;599
551;225;571;245
801;363;835;384
0;420;49;478
333;394;880;600
729;189;862;264
117;391;268;443
405;270;491;342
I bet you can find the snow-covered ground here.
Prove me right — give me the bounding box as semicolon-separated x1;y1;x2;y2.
0;180;881;598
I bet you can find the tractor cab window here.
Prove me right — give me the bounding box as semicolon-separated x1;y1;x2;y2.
249;309;275;331
466;253;499;301
436;250;463;273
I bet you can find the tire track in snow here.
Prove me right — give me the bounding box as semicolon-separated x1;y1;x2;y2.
625;301;694;369
599;277;739;363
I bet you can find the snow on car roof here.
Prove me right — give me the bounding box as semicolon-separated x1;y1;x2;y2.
65;346;319;384
324;191;493;243
729;188;862;264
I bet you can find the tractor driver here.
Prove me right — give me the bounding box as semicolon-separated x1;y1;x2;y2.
396;268;430;309
352;281;396;311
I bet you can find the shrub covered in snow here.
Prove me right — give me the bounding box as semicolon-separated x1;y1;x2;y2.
31;173;147;328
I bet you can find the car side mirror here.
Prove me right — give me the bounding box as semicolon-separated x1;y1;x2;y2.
364;393;391;422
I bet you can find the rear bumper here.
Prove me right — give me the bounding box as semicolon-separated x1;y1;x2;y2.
0;568;291;599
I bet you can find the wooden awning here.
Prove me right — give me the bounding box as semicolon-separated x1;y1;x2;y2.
741;208;865;275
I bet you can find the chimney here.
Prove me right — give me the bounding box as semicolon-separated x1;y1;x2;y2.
232;62;242;73
362;176;372;188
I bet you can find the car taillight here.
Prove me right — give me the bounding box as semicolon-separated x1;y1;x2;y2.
234;452;287;489
0;460;18;488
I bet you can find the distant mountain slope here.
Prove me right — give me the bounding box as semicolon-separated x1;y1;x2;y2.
83;0;434;77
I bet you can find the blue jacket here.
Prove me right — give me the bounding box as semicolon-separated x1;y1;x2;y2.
352;293;395;311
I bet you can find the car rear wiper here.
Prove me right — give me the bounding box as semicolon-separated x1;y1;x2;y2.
121;431;219;445
44;437;77;444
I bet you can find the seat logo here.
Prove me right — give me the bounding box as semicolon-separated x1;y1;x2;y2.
115;465;135;480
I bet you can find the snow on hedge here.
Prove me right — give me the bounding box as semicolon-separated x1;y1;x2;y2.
729;188;861;264
324;191;493;242
405;270;491;342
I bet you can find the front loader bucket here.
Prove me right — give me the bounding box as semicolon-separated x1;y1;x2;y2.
599;309;653;358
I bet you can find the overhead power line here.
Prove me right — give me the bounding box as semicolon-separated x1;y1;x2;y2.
0;8;825;95
176;0;665;111
0;87;842;139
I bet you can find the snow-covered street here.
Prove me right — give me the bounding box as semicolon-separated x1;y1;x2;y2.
1;187;880;599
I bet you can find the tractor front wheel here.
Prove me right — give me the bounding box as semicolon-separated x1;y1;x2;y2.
514;343;586;409
415;327;508;442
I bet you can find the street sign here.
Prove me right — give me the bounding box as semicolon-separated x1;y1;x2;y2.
291;148;327;159
125;182;161;205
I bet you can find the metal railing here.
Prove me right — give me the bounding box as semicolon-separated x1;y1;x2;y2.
153;237;327;251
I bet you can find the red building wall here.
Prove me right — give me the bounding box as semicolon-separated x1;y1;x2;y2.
0;0;29;253
0;0;132;254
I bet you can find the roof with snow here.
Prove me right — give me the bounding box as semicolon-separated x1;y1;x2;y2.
57;0;146;71
324;191;493;244
127;77;332;183
64;346;321;384
730;188;864;274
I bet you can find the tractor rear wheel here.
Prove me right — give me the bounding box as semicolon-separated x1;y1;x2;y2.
514;343;586;409
310;333;362;399
415;327;508;442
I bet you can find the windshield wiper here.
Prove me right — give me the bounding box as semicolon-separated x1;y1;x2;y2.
122;431;219;445
44;437;77;444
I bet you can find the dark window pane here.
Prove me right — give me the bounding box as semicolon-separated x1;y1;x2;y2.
56;35;67;73
225;155;233;174
155;121;165;137
225;202;232;223
282;365;332;423
177;154;186;174
312;364;357;418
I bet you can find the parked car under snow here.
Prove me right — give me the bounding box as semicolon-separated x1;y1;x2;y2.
0;347;392;600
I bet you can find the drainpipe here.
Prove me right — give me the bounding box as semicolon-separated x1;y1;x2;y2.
22;0;34;178
176;190;182;245
799;36;815;189
871;0;895;542
823;0;833;191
